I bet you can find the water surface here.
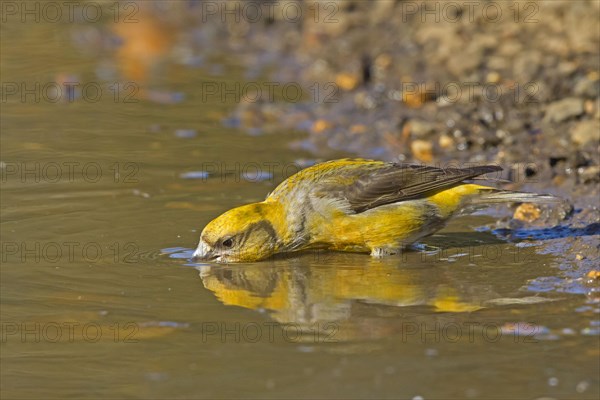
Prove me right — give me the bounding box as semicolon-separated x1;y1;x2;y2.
1;14;598;400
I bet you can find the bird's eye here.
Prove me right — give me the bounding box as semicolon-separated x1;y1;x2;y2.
222;238;234;248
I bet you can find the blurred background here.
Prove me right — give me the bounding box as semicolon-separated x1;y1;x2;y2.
1;1;599;399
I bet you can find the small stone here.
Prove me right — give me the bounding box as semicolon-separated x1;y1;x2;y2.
548;377;559;387
551;175;566;186
544;97;584;123
558;61;578;75
447;49;481;76
570;120;600;145
350;124;368;134
374;53;392;70
486;71;501;84
579;166;600;184
335;72;360;91
439;134;455;149
576;381;590;393
587;270;600;280
575;254;584;261
311;119;332;134
408;120;437;138
513;203;541;223
354;92;376;109
584;99;597;114
411;140;433;162
513;51;541;81
403;85;437;108
574;75;600;98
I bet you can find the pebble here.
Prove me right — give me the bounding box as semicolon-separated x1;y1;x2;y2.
587;270;600;279
311;119;333;134
513;203;542;223
547;377;559;387
574;75;600;97
438;134;455;149
576;381;590;393
584;99;597;114
374;53;392;70
403;89;427;109
411;140;433;162
335;73;360;91
350;124;368;134
570;120;600;145
486;71;501;84
579;166;600;184
544;98;584;123
408;120;437;138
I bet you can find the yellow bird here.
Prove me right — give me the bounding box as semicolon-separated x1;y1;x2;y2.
193;159;559;262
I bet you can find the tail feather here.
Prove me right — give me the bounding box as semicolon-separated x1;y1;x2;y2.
473;189;564;205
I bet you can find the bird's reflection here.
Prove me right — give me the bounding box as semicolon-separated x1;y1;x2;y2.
196;251;499;342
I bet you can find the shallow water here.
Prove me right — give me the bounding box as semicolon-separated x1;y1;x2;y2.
1;14;598;400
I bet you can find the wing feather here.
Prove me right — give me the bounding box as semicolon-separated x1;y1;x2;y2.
311;162;502;214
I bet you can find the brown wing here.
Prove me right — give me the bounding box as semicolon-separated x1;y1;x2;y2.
342;163;502;213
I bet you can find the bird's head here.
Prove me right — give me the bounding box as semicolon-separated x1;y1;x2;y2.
193;202;282;263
